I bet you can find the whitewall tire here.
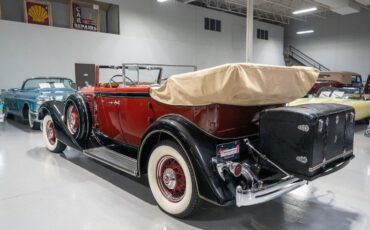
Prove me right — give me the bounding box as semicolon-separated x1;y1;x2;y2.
28;110;40;130
42;115;66;153
148;140;200;218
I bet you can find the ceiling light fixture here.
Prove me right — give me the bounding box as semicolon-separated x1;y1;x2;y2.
296;30;314;35
293;7;318;15
157;0;169;2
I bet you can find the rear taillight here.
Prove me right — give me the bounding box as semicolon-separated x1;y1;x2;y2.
229;162;242;177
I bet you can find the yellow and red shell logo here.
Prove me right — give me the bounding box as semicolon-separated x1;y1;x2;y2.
29;5;48;23
26;2;50;25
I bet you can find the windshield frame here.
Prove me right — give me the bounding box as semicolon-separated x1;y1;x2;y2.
317;87;362;99
21;77;74;90
97;64;198;88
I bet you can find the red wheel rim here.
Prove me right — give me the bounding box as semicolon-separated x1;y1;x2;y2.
46;120;56;145
67;104;79;135
156;155;186;203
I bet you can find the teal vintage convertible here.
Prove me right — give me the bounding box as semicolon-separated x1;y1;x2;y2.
3;77;76;129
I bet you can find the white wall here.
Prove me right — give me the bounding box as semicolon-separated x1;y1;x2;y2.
285;10;370;78
0;0;285;89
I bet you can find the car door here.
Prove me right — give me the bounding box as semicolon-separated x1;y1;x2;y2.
14;89;28;115
94;87;126;143
115;86;153;147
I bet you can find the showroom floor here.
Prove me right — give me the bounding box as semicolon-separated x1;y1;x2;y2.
0;118;369;230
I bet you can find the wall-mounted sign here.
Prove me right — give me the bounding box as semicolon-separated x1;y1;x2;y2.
24;0;52;26
70;1;100;32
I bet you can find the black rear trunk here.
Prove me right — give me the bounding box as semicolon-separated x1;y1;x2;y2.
260;103;355;180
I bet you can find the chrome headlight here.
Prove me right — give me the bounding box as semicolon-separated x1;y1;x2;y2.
37;95;51;105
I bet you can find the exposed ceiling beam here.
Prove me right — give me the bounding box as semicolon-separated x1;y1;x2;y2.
261;0;326;18
178;0;333;25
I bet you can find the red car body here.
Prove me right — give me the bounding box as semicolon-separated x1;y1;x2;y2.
81;85;278;146
38;64;355;218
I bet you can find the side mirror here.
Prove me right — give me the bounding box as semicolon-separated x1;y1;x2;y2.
9;88;20;92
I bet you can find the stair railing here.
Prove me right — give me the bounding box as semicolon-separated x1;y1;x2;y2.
286;45;330;71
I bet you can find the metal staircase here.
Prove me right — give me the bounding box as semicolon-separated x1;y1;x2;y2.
284;45;330;71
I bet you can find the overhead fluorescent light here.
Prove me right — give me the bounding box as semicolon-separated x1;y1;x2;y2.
293;7;318;15
296;30;314;35
157;0;169;2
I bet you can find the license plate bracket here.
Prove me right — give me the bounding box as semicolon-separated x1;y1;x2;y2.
216;140;240;161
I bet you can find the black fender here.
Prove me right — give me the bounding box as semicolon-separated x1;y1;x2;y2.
38;94;91;150
138;115;236;206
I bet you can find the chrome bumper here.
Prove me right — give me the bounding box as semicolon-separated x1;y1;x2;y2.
235;177;306;207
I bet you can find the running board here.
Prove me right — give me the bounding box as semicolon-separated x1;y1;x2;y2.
83;147;138;176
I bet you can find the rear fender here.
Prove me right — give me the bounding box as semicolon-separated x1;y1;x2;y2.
38;100;83;151
138;115;236;205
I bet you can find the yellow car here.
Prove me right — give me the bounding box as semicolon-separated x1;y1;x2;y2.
288;88;370;121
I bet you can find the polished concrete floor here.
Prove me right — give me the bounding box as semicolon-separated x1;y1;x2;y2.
0;118;369;230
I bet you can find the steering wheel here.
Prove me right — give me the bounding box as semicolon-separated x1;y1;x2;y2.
109;74;135;88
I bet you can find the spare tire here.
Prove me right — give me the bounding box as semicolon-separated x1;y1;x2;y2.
64;94;91;143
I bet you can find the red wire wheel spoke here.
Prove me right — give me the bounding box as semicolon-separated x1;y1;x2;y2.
46;120;56;145
156;156;186;203
66;104;79;135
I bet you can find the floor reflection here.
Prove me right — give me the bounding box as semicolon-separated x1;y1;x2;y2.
57;148;360;230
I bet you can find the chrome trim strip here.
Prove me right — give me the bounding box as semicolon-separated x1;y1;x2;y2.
309;150;353;173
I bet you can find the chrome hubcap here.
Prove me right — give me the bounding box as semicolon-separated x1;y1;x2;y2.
156;155;186;203
163;168;176;190
66;105;78;134
69;113;75;126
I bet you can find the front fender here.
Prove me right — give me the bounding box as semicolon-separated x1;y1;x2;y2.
138;115;236;206
38;100;83;151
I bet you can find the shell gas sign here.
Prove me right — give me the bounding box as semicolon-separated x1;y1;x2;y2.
24;0;52;26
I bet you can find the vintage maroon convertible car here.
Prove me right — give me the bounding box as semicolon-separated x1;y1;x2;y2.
38;63;355;218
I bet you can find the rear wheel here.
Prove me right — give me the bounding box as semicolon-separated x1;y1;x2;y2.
147;140;201;218
28;110;40;130
43;115;66;153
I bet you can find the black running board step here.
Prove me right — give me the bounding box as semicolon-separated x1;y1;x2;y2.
83;147;138;176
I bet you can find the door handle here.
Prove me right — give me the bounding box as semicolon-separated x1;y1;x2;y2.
107;100;120;106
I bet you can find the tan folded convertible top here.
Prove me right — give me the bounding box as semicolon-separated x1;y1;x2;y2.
150;63;319;106
319;71;360;84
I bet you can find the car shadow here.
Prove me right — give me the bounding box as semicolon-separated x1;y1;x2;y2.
182;195;359;230
355;123;368;132
46;148;360;230
2;117;40;133
60;148;156;205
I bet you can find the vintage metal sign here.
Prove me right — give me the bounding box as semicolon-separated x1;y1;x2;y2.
72;3;98;32
24;0;52;26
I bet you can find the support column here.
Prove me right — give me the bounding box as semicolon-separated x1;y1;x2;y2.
246;0;254;62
